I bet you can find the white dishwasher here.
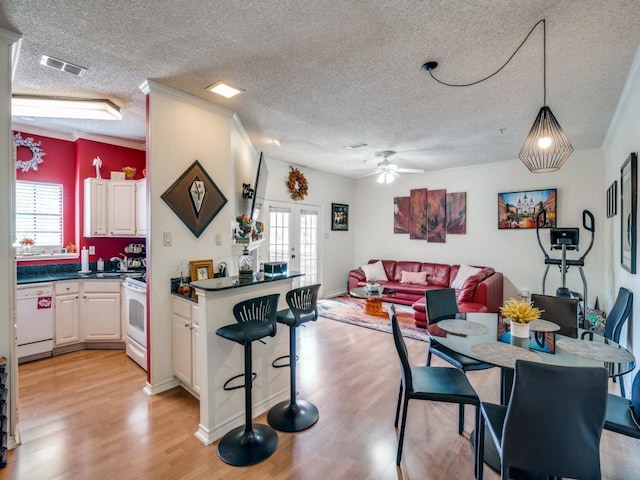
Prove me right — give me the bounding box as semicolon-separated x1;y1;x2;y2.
16;283;54;363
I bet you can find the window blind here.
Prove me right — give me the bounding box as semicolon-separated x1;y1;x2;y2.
16;181;63;247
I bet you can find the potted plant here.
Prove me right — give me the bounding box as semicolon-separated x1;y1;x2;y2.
500;298;543;347
19;237;34;254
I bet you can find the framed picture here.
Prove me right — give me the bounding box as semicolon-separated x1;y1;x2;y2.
409;188;428;239
497;188;557;229
190;259;214;281
393;196;410;234
331;203;349;231
607;180;618;218
621;152;637;274
161;160;228;238
427;189;446;243
446;192;467;235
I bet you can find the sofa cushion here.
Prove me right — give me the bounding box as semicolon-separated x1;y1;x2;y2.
451;264;482;289
360;260;388;282
400;270;428;285
421;263;451;287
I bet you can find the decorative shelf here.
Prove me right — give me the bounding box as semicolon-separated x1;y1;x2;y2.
232;237;265;254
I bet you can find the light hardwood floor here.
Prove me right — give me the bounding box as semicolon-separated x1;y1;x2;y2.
2;318;639;479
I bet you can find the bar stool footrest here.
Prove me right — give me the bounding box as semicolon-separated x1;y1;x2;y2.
223;372;257;391
271;354;299;368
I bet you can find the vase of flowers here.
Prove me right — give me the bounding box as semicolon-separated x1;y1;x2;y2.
500;298;543;348
19;237;34;254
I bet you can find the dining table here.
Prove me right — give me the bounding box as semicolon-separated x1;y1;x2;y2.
426;312;636;479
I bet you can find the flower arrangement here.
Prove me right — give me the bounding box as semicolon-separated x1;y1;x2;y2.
500;298;543;324
19;237;34;247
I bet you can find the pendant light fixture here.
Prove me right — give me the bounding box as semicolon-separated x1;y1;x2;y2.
518;20;573;172
423;19;573;173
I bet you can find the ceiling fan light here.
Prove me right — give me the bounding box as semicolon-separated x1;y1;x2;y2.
377;172;396;184
519;106;573;173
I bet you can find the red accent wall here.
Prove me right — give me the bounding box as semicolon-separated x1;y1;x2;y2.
15;131;147;265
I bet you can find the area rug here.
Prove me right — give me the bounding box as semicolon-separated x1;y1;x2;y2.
317;296;429;342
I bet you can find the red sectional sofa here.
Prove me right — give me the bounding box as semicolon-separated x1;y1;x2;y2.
348;259;504;328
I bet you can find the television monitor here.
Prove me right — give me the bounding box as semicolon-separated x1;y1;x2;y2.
250;152;268;222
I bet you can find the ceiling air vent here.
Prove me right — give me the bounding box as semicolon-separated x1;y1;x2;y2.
40;55;87;77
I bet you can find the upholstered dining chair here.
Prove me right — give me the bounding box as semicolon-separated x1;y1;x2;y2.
425;288;493;432
604;368;640;443
581;287;633;396
530;293;579;338
477;360;608;480
390;305;481;477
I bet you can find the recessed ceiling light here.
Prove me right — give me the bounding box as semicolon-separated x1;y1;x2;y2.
343;143;368;150
11;95;122;120
40;55;86;77
206;81;244;98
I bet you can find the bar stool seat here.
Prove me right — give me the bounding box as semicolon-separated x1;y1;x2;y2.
215;293;280;466
267;284;321;432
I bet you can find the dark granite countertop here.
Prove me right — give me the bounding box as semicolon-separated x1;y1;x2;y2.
171;290;198;303
17;270;145;285
190;271;304;292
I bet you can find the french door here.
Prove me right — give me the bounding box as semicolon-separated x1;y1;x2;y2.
267;202;321;287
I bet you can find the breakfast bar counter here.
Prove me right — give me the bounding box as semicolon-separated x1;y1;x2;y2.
190;272;303;445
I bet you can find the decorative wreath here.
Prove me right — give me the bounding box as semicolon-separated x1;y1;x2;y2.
14;132;46;173
286;166;308;201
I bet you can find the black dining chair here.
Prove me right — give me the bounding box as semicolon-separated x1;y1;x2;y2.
530;293;579;338
581;287;633;396
604;368;640;442
215;293;280;466
267;283;321;432
425;288;493;433
477;360;608;480
390;305;481;476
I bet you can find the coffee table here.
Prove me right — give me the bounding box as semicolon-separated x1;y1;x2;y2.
349;286;396;317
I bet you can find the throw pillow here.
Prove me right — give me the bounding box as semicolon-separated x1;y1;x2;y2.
400;270;428;285
451;264;482;289
360;261;388;282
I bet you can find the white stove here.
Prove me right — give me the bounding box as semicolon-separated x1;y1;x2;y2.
124;275;147;370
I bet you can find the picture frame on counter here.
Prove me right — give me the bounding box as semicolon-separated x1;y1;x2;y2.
190;259;214;281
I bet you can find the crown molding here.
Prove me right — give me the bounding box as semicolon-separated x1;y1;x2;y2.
12;123;146;150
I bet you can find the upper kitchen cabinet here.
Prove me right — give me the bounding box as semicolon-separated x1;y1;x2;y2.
84;178;145;237
135;179;147;237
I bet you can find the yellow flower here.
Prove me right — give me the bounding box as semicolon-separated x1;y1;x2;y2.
500;298;543;324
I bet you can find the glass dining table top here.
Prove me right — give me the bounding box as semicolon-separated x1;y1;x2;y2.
427;313;636;378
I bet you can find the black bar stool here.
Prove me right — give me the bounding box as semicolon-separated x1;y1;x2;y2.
267;284;321;432
215;293;280;466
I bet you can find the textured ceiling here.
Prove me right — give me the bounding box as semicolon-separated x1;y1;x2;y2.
2;1;640;178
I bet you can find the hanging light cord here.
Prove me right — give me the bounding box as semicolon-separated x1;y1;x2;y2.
427;19;546;99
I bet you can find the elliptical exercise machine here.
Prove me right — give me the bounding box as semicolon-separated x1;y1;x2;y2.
535;209;595;327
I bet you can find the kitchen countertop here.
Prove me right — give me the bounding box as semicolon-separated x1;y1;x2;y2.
190;271;304;292
17;270;145;285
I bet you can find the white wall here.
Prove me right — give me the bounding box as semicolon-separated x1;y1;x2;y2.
602;45;640;380
261;158;356;297
146;82;249;391
352;149;606;303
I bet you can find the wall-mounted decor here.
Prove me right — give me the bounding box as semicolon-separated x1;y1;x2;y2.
498;188;557;229
446;192;467;234
161;160;228;238
409;188;428;239
190;259;214;281
606;180;617;218
286;166;308;201
393;197;410;234
427;189;446;243
620;152;637;273
331;203;348;231
14;132;46;172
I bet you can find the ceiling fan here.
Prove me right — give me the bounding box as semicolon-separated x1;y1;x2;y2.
357;150;425;184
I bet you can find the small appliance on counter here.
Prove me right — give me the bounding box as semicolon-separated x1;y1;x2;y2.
264;261;287;278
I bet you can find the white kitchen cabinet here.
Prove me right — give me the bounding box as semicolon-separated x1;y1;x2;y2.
84;178;108;236
82;281;121;341
84;178;141;237
172;297;199;397
54;281;80;346
107;181;136;236
135;179;147;237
